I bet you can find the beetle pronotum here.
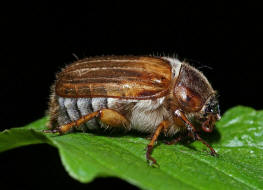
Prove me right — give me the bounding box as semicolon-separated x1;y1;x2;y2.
47;56;221;165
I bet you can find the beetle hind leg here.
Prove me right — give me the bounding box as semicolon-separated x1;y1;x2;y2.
44;109;129;134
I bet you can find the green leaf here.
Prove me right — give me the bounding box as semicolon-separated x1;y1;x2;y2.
0;106;262;190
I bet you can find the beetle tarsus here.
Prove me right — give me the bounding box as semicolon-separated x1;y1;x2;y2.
194;132;217;156
146;145;159;167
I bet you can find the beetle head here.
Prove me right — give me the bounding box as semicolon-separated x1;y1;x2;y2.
174;63;214;113
173;62;221;132
199;94;221;132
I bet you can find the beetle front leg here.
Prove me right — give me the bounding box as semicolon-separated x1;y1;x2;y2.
146;120;170;166
45;109;129;134
174;110;217;156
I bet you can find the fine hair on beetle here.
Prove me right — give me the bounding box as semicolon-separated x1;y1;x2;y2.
46;55;221;166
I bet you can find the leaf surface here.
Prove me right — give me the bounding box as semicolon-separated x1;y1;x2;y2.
0;106;262;190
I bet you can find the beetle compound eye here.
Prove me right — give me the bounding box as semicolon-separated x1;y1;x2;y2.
174;86;202;112
204;94;220;115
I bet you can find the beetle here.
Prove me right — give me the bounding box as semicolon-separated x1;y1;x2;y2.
47;56;221;165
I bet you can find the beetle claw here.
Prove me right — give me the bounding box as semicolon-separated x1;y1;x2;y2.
210;149;218;157
146;157;159;167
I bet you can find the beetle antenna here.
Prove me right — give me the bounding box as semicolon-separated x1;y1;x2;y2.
72;53;80;60
197;65;213;70
183;58;214;71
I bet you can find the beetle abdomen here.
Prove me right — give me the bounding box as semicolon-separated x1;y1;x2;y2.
53;96;178;134
57;97;109;130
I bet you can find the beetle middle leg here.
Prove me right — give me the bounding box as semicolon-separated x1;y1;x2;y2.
46;109;129;134
174;110;217;156
146;120;170;166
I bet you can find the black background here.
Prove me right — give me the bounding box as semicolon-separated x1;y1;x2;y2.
1;1;262;190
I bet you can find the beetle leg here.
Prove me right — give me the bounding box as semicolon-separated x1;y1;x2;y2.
45;109;129;134
164;136;182;145
58;111;100;134
174;110;217;156
98;108;129;128
202;114;217;133
146;120;170;166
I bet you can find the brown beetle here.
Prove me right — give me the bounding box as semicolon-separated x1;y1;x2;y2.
47;56;221;165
